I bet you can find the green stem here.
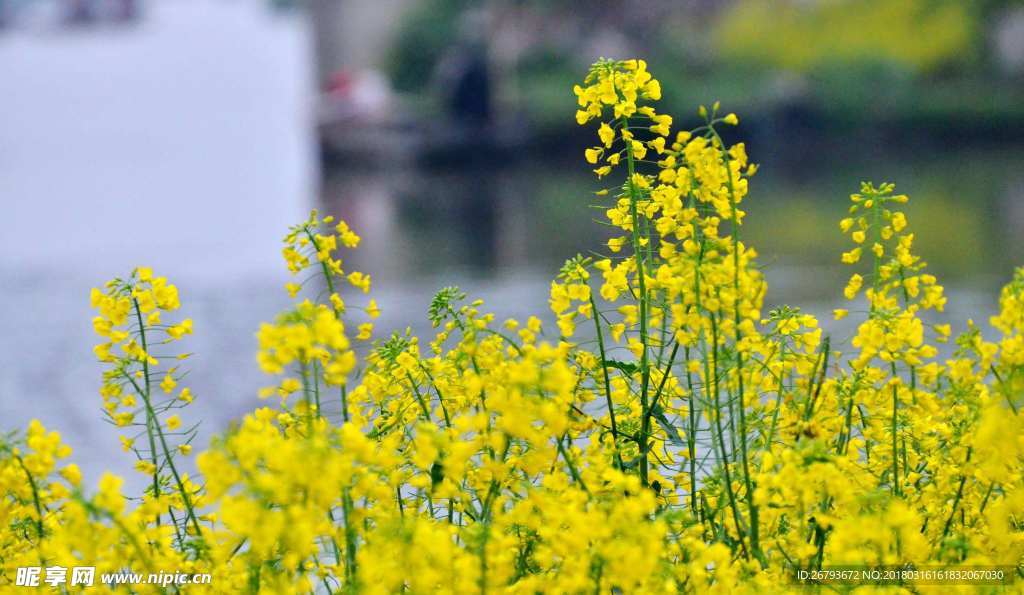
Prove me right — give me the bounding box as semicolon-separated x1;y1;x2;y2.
406;372;433;422
132;298;163;526
890;361;901;497
621;114;652;487
557;435;590;495
710;125;762;564
590;293;624;470
683;347;700;519
643;340;680;434
418;363;453;428
709;314;749;559
12;453;46;543
941;448;971;541
124;369;203;537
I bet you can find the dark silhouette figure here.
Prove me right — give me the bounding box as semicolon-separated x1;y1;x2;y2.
448;51;492;126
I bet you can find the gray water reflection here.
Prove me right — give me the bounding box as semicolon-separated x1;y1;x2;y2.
322;147;1024;302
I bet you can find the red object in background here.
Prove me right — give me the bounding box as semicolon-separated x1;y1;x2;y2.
321;68;393;125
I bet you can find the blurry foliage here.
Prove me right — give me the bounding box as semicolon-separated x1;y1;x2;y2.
714;0;979;75
386;0;471;93
517;50;580;128
383;0;1024;138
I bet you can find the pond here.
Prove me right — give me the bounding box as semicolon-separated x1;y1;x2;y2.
323;145;1024;323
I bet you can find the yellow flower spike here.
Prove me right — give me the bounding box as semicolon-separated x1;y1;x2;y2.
166;415;182;431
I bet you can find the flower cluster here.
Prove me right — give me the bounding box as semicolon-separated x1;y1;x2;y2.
88;267;202;543
1;59;1021;592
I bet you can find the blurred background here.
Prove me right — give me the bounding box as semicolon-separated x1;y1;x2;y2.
2;0;1023;484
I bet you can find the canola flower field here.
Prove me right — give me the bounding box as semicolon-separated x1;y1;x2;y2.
1;59;1022;593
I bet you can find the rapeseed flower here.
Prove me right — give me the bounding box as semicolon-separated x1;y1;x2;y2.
0;58;1021;593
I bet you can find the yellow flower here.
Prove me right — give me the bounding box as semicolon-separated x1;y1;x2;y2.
24;59;1021;594
844;274;863;300
134;460;156;475
366;299;381;319
279;378;301;396
95;472;125;513
60;463;82;486
841;247;862;263
357;323;373;340
167;318;193;339
347;271;371;293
